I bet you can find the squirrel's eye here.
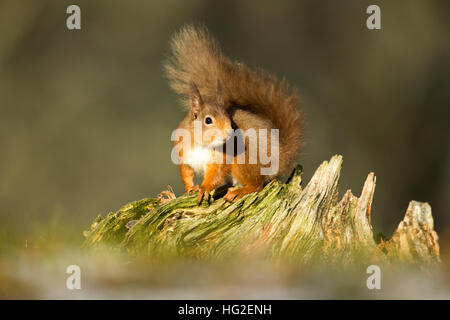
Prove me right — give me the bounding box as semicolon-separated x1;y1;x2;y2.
204;116;213;125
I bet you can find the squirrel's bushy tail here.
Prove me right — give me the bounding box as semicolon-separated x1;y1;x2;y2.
164;24;304;177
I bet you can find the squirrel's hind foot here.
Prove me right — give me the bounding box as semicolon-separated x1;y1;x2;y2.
224;185;261;203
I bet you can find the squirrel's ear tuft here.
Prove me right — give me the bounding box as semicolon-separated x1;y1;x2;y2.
216;79;224;106
189;81;203;119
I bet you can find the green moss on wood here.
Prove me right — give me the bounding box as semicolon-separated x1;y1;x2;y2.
83;155;440;265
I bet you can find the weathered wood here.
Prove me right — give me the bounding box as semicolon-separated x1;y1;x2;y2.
379;201;440;265
83;155;440;265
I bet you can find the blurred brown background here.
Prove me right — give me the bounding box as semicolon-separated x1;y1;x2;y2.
0;0;449;240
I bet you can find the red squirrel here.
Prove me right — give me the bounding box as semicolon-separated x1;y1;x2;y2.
165;25;304;203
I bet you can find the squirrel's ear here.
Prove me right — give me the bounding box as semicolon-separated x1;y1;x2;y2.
216;79;224;106
189;81;203;119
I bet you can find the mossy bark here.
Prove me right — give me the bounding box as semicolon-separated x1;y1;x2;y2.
83;155;440;265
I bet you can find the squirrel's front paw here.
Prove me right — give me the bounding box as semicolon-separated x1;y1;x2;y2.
186;185;200;194
197;185;212;204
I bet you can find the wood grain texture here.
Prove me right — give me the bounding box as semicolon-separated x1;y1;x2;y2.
83;155;440;265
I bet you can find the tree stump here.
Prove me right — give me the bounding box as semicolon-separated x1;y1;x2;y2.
83;155;440;265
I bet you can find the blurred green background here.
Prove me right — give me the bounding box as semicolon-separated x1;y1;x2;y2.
1;0;449;241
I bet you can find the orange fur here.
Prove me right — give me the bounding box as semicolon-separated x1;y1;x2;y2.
166;25;304;203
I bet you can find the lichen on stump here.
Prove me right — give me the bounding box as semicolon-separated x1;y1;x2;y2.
83;155;440;265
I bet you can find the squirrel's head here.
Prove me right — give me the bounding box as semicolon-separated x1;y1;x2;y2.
189;80;232;148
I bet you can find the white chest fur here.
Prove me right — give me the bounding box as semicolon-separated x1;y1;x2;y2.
184;146;214;175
